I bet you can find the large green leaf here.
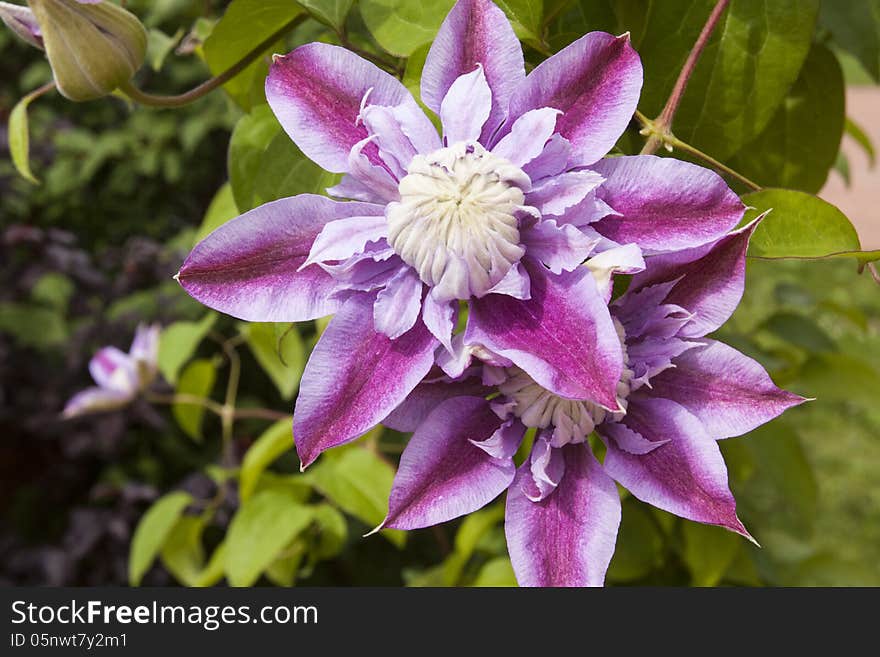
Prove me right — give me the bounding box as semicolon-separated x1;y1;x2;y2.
296;0;354;31
606;499;664;582
172;359;217;440
228;105;282;211
741;190;864;261
240;419;296;503
195;182;239;243
308;442;405;547
225;490;314;586
471;557;517;587
820;0;880;82
160;515;207;586
203;0;304;109
157;313;217;384
682;522;742;586
633;0;819;159
241;322;306;400
8;87;43;184
496;0;545;46
729;44;844;193
359;0;455;57
129;492;193;586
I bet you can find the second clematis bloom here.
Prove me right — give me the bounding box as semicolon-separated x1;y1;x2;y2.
63;323;160;418
177;0;746;467
379;220;806;587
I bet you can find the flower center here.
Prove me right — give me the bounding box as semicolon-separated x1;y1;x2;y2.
498;321;633;446
386;142;531;301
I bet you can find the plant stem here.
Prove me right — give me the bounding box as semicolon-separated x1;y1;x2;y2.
145;392;288;422
220;338;241;467
120;14;307;108
640;0;730;155
635;110;761;191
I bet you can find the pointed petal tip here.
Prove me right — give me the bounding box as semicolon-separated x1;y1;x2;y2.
363;521;385;538
617;31;632;43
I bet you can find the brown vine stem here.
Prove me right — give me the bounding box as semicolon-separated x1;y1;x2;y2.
640;0;731;155
120;14;308;108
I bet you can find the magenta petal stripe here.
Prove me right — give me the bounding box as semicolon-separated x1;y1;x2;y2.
267;43;426;173
505;444;621;587
590;155;745;253
507;31;642;166
177;195;384;323
382;396;513;530
293;293;438;468
649;339;807;439
601;395;750;537
421;0;524;143
466;261;623;408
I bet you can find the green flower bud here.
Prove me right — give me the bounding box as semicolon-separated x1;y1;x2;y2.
27;0;146;101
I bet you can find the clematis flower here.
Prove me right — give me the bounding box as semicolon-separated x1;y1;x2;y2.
0;2;43;49
63;323;160;418
378;221;806;587
177;0;745;468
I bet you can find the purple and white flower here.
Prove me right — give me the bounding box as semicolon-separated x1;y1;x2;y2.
379;221;806;586
177;0;745;468
63;323;160;418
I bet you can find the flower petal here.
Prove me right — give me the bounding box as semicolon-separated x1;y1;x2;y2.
601;395;750;536
527;170;604;217
304;215;388;267
491;108;561;169
381;396;514;530
585;243;645;302
374;267;424;339
507;32;642;166
62;387;132;418
650;339;806;439
625;220;760;338
421;0;524;142
466;261;623;408
505;444;621;587
361;103;441;175
88;346;134;391
178;195;382;322
294;293;438;467
382;375;491;432
522;219;600;274
522;134;571;181
590;156;745;253
422;294;457;353
440;65;492;144
267;43;424;173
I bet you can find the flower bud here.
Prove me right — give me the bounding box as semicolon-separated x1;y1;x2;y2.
0;2;43;49
26;0;146;101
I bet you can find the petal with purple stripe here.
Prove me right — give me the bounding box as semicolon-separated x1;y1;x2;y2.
505;444;621;587
267;43;424;173
507;32;642;166
293;294;438;467
178;195;383;322
89;347;136;393
649;339;806;439
381;396;513;530
421;0;524;142
601;395;750;537
62;387;133;418
382;375;490;432
466;261;623;408
590;156;745;253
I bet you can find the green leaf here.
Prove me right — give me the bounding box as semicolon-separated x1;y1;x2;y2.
729;44;845;193
172;359;217;441
193;541;228;587
495;0;545;46
296;0;354;31
265;542;307;586
547;0;616;51
308;442;405;547
311;504;348;559
682;522;742;586
742;190;863;261
606;499;664;582
251;132;338;208
845;116;876;167
160;515;207;586
157;313;217;385
819;0;880;82
241;322;306;400
240;419;296;503
9;87;45;184
228;105;282;211
129;492;192;586
0;303;67;350
471;557;517;587
225;490;314;586
759;312;837;354
31;273;74;312
359;0;455;57
146;28;182;72
796;354;880;408
195;182;239;244
203;0;304;109
633;0;819;159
